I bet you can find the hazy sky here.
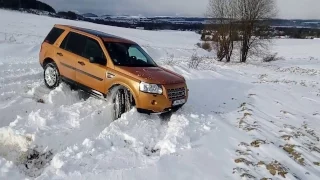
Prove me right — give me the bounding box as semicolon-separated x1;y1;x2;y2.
40;0;320;19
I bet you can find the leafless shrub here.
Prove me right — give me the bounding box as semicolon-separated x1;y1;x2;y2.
196;41;212;51
204;37;212;41
188;52;205;69
201;41;212;51
4;34;17;43
163;52;176;66
263;53;284;62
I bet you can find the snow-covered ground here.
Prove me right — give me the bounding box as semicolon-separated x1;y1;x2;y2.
1;9;320;180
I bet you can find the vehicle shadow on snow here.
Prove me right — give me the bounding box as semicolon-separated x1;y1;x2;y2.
159;78;252;121
184;78;253;116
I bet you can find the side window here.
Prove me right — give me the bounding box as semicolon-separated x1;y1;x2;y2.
128;47;147;62
83;38;105;59
60;32;86;56
44;27;64;44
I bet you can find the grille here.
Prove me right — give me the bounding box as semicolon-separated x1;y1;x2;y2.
167;87;186;100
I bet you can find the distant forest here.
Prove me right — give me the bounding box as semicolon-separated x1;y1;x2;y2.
0;0;55;13
1;0;320;39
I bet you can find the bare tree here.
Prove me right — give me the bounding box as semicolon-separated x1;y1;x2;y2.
205;0;276;63
207;0;237;62
236;0;277;62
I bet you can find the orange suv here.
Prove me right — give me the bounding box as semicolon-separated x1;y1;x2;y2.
39;24;188;119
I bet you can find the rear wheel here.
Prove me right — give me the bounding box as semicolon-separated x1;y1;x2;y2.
111;87;134;120
44;62;60;89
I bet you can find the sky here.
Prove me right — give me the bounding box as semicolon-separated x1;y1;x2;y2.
40;0;320;19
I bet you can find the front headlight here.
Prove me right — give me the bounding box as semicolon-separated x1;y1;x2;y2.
139;82;163;94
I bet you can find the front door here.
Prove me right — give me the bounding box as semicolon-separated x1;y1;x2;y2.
76;37;107;94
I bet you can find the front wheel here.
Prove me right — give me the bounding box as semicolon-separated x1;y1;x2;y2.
44;62;60;89
111;87;134;120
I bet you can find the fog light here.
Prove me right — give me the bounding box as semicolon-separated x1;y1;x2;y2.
151;100;157;105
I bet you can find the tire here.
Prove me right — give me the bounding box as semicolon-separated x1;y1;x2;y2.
44;62;60;89
111;87;134;120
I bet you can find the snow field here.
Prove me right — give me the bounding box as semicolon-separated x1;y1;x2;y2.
0;9;320;180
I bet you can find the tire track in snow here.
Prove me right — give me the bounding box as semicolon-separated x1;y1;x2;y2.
0;82;117;177
0;50;117;177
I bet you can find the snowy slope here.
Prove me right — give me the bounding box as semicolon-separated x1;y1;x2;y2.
0;9;320;180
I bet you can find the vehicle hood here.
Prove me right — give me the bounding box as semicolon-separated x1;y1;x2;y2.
115;66;185;85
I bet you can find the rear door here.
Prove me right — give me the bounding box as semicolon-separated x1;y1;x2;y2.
76;36;107;93
56;32;86;80
40;27;64;66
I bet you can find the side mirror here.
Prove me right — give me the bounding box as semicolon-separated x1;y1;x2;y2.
89;57;106;65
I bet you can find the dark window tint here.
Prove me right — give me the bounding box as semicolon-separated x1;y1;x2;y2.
61;32;86;56
104;42;156;67
44;27;64;45
83;38;105;59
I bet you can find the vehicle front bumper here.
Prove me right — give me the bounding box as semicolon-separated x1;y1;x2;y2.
135;83;188;113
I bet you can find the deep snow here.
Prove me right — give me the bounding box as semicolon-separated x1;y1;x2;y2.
0;9;320;180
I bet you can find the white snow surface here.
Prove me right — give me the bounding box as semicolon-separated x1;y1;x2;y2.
0;9;320;180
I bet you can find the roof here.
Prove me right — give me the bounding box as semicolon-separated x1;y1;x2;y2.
54;24;135;44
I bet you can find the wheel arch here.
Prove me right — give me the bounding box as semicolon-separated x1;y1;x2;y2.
43;57;61;77
42;57;56;68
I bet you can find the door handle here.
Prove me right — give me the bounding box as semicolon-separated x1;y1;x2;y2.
107;72;115;79
57;52;63;56
78;61;85;66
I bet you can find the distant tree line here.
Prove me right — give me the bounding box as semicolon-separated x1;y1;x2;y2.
274;27;320;39
0;0;205;32
0;0;55;13
201;25;320;41
1;0;320;39
56;11;79;20
82;18;204;31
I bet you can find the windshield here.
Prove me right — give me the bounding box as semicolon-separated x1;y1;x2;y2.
104;42;157;67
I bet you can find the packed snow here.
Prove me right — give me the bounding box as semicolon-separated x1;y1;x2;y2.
0;9;320;180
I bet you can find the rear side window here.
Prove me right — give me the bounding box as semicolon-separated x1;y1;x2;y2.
60;32;86;56
44;27;64;45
